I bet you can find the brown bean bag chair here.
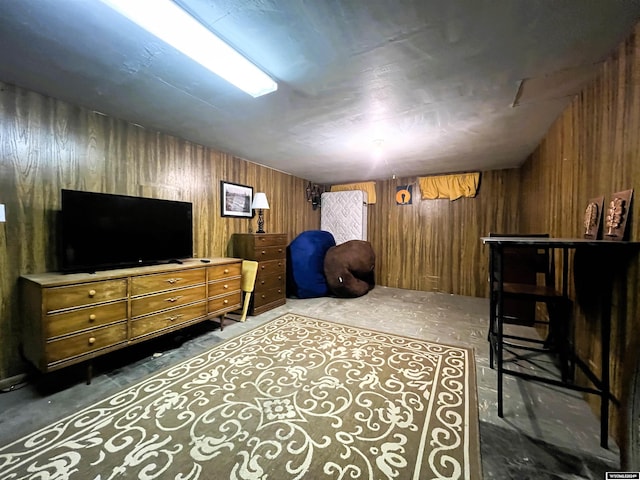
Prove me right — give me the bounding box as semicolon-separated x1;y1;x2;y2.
323;240;375;298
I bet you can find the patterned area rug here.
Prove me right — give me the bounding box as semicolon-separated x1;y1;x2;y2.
0;313;482;479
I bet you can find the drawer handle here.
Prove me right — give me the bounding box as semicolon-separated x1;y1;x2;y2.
278;263;282;267
166;277;182;284
261;265;265;270
260;280;265;285
224;269;229;274
278;289;282;294
278;248;283;253
278;276;282;280
88;337;96;345
261;294;266;299
167;314;184;322
166;296;183;303
88;289;96;297
261;250;266;255
223;299;229;305
89;314;97;321
223;284;228;289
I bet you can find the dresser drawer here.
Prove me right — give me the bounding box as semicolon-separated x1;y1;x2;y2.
209;277;241;298
131;268;205;296
46;322;127;364
46;300;127;339
45;279;128;313
252;234;287;247
208;291;242;315
131;302;207;338
256;273;285;291
257;259;286;278
208;262;242;280
254;245;286;261
131;284;206;318
253;286;285;309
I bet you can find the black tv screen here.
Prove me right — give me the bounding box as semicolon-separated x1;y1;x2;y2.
61;189;193;272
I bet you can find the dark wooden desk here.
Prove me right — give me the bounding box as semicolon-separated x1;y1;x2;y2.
481;236;639;448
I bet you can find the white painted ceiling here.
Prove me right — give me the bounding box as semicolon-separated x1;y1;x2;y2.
1;1;639;184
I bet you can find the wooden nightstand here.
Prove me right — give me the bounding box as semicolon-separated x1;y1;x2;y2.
232;233;287;315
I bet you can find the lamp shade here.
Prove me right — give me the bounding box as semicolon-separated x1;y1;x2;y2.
251;193;270;210
0;204;5;222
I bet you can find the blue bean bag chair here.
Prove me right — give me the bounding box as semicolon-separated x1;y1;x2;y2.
287;230;336;298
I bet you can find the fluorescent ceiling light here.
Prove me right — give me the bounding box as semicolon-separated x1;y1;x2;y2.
100;0;278;97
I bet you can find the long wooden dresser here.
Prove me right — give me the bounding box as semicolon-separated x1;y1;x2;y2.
21;258;242;373
232;233;287;315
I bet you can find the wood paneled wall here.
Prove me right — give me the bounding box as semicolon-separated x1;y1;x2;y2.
0;81;320;379
368;169;521;296
518;23;640;441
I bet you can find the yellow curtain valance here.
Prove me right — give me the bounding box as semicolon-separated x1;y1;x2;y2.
330;181;377;204
418;172;480;201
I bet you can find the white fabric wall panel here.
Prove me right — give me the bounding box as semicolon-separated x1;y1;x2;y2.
320;191;368;245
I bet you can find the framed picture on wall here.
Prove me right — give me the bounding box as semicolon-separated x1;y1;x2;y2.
220;181;254;218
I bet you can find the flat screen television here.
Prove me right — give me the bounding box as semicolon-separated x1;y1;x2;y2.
60;189;193;273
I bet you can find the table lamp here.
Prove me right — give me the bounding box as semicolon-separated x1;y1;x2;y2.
251;193;269;233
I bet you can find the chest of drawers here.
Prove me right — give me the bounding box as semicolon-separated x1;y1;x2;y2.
21;258;242;373
232;233;287;315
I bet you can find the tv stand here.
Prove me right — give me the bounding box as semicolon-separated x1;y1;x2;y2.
20;258;242;375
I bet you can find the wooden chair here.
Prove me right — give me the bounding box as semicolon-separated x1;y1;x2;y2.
488;233;572;384
222;260;259;328
239;260;259;322
494;233;549;326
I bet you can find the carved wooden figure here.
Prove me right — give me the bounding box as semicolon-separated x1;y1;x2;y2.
604;189;633;241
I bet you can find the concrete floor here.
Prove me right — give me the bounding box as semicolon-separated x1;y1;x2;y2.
0;286;621;478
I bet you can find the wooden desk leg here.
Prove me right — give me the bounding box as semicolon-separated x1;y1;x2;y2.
86;361;93;385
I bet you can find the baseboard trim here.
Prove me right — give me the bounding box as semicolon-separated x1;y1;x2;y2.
0;373;27;391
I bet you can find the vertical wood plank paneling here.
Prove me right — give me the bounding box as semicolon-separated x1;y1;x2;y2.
0;81;320;379
368;169;521;296
518;23;640;443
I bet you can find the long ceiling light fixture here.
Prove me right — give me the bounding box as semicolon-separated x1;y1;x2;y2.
100;0;278;97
